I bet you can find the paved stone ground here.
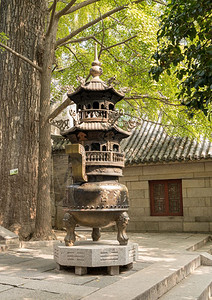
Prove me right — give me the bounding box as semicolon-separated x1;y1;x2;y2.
0;231;211;299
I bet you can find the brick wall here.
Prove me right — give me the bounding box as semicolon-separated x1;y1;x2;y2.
119;160;212;233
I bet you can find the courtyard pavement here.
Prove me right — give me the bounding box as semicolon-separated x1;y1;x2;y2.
0;230;211;299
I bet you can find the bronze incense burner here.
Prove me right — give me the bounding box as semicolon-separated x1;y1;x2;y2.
61;47;131;246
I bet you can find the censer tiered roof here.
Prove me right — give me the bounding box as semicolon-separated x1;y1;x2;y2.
62;122;130;138
67;44;124;103
61;44;130;139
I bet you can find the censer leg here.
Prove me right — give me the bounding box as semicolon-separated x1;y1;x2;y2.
63;213;76;246
116;212;129;245
92;227;101;241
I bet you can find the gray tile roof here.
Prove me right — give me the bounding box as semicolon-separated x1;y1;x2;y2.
52;121;212;164
121;121;212;165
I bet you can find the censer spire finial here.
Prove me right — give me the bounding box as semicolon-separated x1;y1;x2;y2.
90;42;102;79
94;42;98;62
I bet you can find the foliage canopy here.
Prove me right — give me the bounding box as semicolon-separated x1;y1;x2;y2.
52;0;212;139
150;0;212;118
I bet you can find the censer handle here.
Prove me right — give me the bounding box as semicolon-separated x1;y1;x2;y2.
65;144;88;183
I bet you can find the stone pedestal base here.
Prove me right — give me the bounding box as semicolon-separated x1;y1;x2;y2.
54;240;138;275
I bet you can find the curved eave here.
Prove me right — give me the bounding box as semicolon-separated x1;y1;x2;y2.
67;83;124;103
61;122;131;138
113;124;131;137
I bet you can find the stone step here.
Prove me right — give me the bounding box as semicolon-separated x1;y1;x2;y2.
0;244;8;252
196;243;212;255
0;226;20;250
159;265;212;300
187;236;211;252
83;253;201;300
0;242;20;252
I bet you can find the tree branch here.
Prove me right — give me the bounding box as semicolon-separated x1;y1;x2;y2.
56;18;129;48
64;0;100;15
64;45;86;71
101;35;137;52
0;42;42;72
109;15;127;26
152;0;166;5
56;0;77;18
53;66;70;72
55;4;128;48
123;112;187;129
124;98;145;110
58;23;112;47
46;0;58;36
48;97;73;121
58;35;94;48
125;95;182;106
57;35;138;71
121;110;194;135
82;36;123;63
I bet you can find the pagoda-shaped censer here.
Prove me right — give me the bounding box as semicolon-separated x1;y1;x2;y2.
61;45;131;246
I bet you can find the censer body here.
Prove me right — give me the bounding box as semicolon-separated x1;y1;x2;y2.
66;180;129;228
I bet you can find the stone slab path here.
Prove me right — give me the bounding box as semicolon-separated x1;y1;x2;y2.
0;231;211;299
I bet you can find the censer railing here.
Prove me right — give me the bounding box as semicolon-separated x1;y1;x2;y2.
79;109;109;121
86;151;124;166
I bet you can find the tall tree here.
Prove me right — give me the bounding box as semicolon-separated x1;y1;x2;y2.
0;0;46;239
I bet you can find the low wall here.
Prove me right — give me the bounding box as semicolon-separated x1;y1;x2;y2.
53;151;212;232
119;160;212;233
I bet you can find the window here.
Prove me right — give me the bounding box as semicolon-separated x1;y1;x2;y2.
149;179;183;216
109;104;114;110
113;144;119;152
93;102;99;109
91;143;100;151
85;145;90;151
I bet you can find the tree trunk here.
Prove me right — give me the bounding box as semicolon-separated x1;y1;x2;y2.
34;18;59;240
0;0;46;239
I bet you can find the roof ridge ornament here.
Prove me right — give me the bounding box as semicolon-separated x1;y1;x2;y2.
90;43;103;81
